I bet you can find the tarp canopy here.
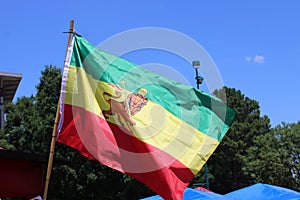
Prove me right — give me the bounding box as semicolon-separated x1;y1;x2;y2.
141;184;300;200
141;188;234;200
225;183;300;200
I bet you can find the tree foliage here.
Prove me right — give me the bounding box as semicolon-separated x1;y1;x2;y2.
242;121;300;190
277;122;300;189
209;87;272;193
2;96;36;152
208;87;299;193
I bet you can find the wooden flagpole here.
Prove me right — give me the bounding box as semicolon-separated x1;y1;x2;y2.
42;20;74;200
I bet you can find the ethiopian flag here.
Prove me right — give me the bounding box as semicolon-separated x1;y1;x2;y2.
57;34;236;200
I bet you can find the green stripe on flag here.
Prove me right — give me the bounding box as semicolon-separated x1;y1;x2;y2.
70;34;235;141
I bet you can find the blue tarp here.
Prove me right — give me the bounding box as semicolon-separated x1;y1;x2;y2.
225;183;300;200
141;188;234;200
141;184;300;200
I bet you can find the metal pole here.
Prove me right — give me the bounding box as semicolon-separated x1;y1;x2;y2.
194;63;209;190
195;68;199;90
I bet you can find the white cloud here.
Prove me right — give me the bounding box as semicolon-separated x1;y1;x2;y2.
245;56;251;62
254;55;265;64
245;55;265;64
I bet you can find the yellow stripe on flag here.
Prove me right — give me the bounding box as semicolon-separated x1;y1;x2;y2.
62;65;219;174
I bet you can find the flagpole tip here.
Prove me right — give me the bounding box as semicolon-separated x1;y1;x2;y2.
69;20;74;31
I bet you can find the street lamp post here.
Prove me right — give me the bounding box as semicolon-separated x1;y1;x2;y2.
192;61;204;88
192;61;209;190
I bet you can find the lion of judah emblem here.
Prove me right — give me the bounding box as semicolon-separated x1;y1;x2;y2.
102;83;148;126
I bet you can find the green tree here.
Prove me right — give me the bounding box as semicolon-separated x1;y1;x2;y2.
33;65;62;155
0;128;15;150
2;65;61;154
242;130;284;185
277;122;300;189
243;121;300;190
208;87;271;193
2;96;36;152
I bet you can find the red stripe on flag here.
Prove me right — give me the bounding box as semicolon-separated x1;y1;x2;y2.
57;104;194;200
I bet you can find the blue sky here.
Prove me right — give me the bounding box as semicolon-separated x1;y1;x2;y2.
1;1;299;126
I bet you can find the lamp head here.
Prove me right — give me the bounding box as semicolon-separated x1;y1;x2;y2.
192;60;200;69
